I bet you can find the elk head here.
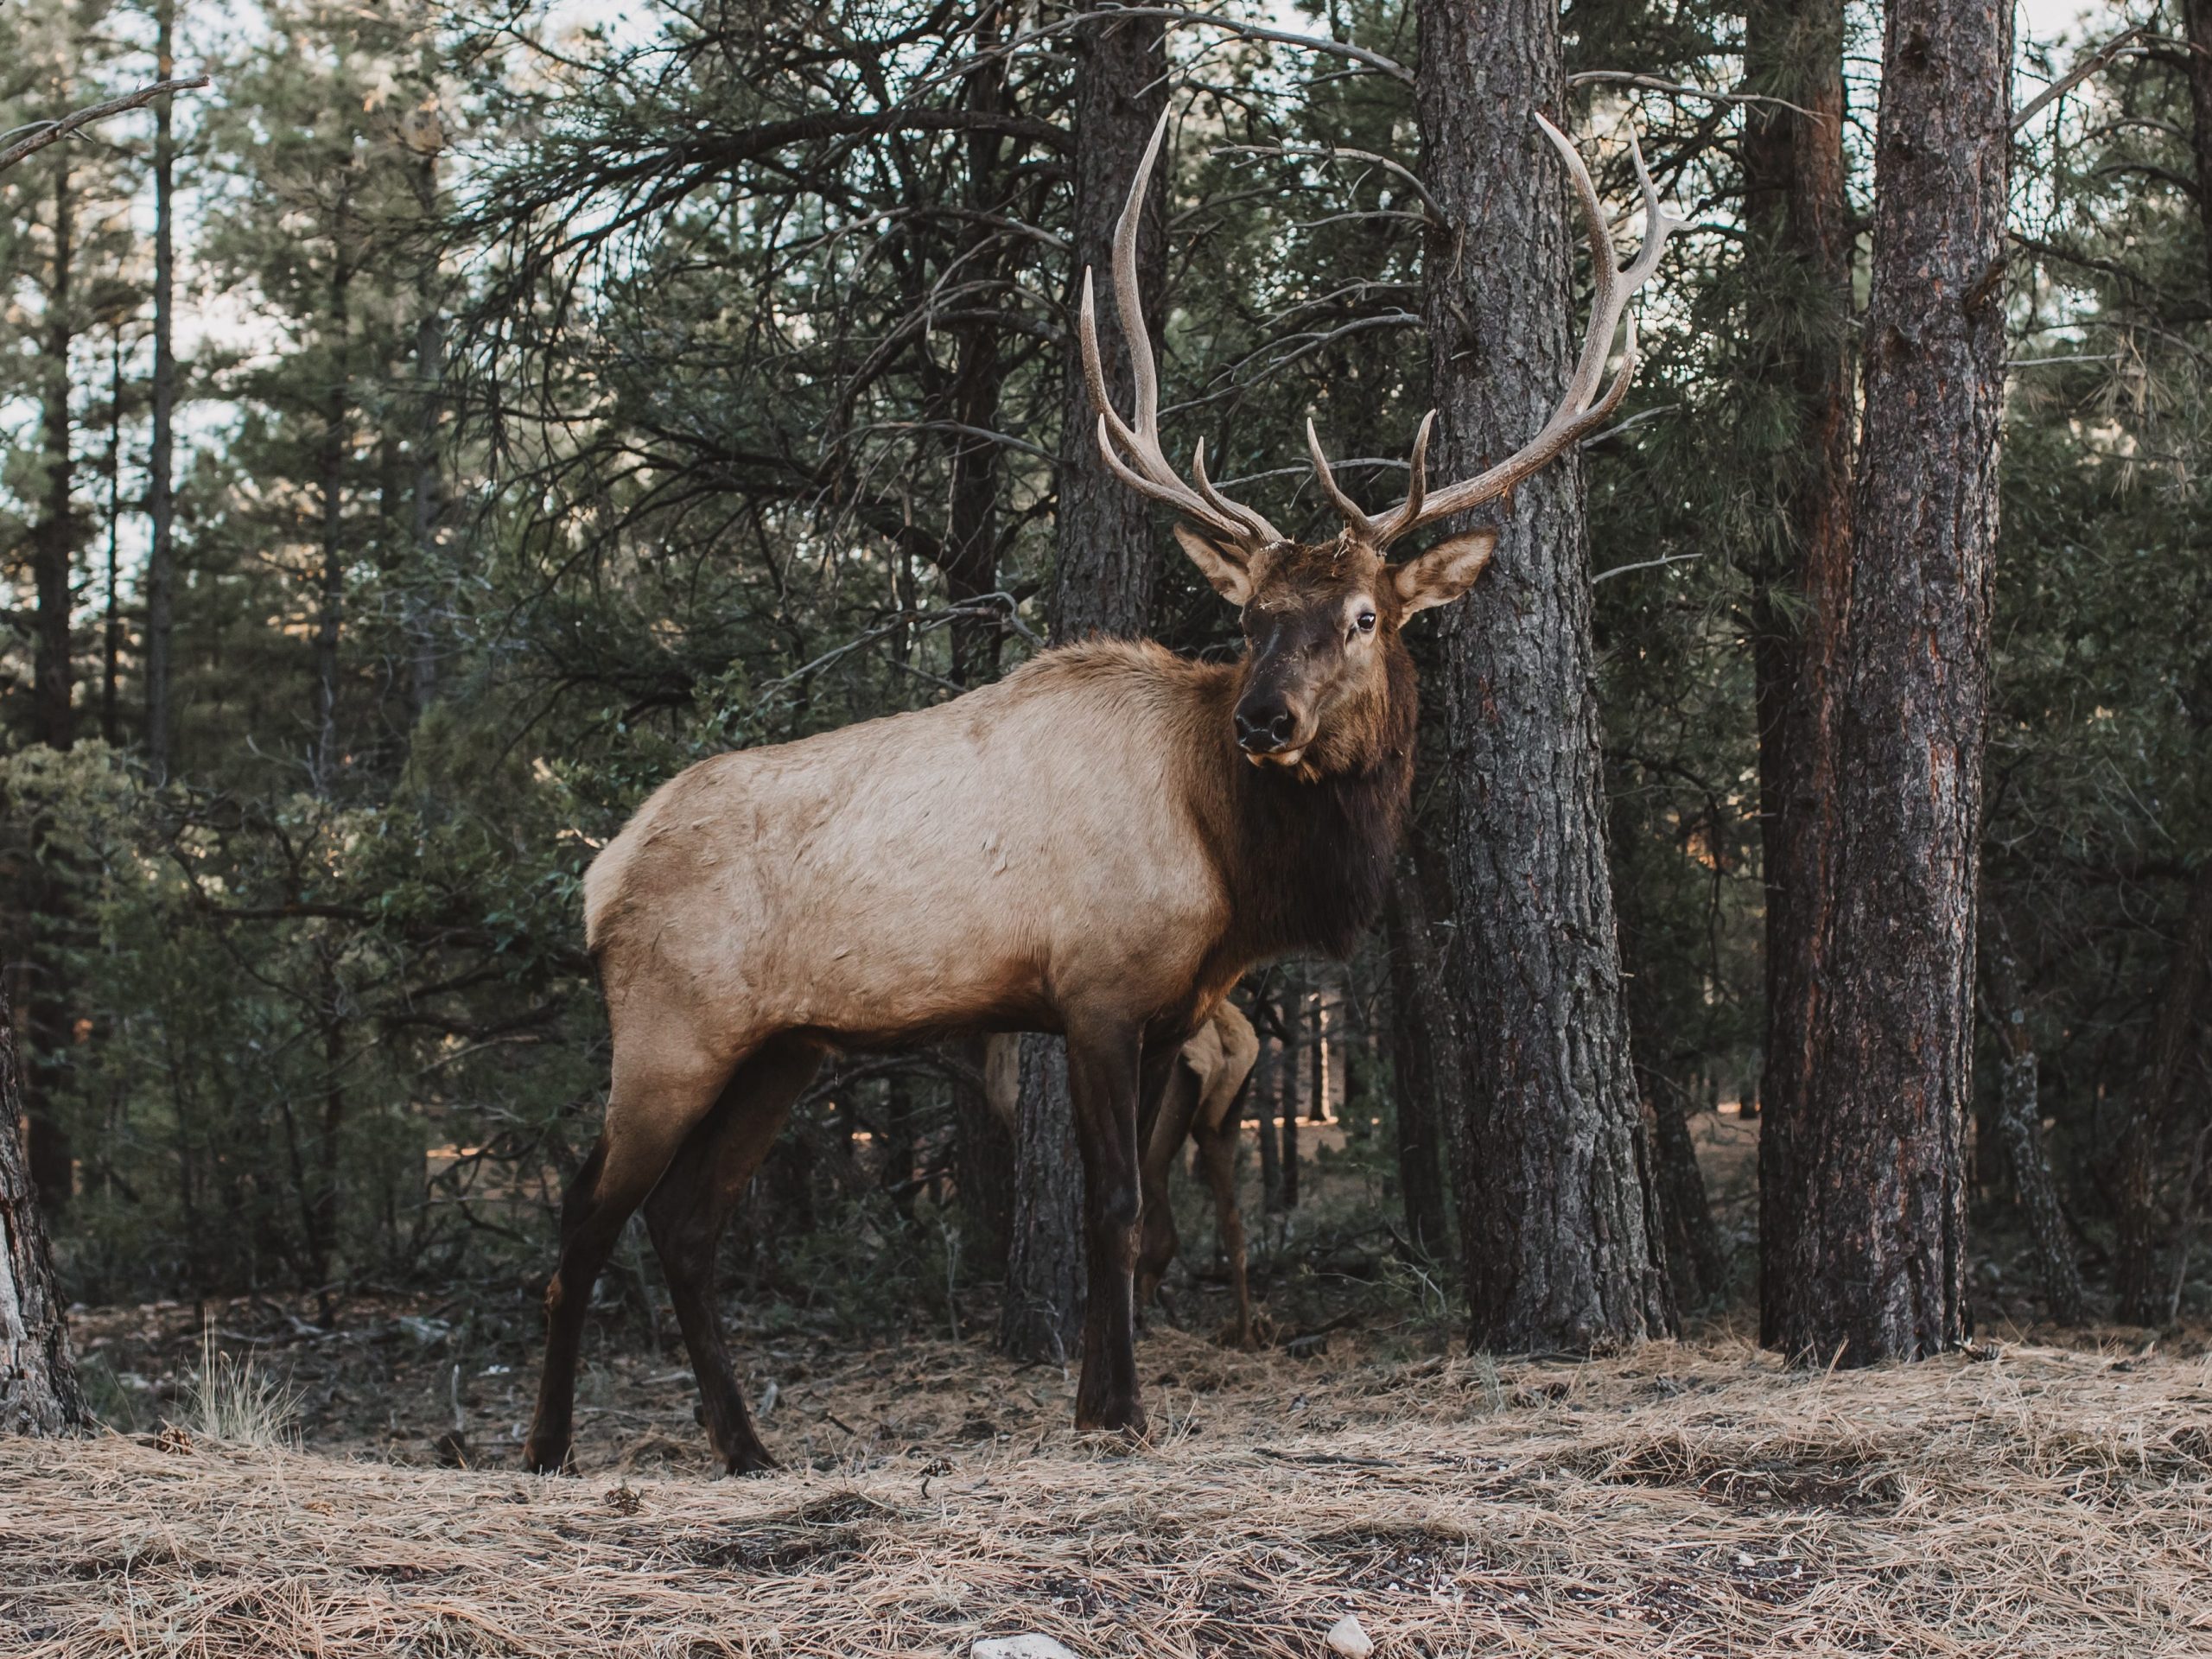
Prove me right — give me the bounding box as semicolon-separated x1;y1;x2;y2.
1079;109;1681;775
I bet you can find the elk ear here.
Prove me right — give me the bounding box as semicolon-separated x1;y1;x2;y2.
1173;524;1254;605
1391;530;1498;616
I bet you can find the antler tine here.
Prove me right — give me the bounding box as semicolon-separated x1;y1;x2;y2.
1306;417;1371;534
1115;108;1172;443
1077;105;1280;549
1192;438;1283;544
1359;114;1681;553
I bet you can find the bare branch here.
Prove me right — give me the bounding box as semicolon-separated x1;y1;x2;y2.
0;77;210;175
1566;70;1823;120
2012;25;2147;133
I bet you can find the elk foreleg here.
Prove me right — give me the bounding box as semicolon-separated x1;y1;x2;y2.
1067;1016;1154;1434
643;1037;819;1475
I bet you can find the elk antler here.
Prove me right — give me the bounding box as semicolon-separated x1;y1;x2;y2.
1079;109;1284;551
1311;113;1685;553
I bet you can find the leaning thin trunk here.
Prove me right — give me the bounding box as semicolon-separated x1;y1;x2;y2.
1760;0;2011;1363
1;981;92;1436
1979;902;2087;1325
1416;0;1672;1350
1001;0;1166;1363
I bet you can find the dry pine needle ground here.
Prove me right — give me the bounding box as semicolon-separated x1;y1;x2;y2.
3;1333;2209;1658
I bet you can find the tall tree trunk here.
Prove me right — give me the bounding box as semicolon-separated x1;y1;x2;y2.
1;980;91;1436
1001;1036;1086;1361
1760;0;2011;1363
1383;865;1451;1259
102;331;123;747
408;289;444;718
1415;0;1672;1351
1280;994;1302;1210
146;2;179;783
2185;0;2212;304
33;159;75;754
1742;0;1854;1147
1611;791;1726;1307
1253;1021;1281;1210
312;242;353;795
25;157;79;1211
951;1036;1014;1273
1300;986;1318;1132
2113;864;2212;1322
1979;901;2088;1325
1000;1;1165;1363
944;1;1015;687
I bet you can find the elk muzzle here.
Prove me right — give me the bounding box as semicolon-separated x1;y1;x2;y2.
1232;684;1311;765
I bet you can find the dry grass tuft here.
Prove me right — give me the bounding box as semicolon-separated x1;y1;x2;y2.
177;1325;303;1450
4;1334;2208;1656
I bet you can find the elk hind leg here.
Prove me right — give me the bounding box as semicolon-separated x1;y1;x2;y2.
1195;1111;1259;1348
524;1046;741;1475
1135;1058;1202;1318
643;1035;820;1475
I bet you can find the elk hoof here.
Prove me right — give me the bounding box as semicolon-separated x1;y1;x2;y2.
723;1442;779;1478
521;1438;575;1476
1073;1399;1148;1440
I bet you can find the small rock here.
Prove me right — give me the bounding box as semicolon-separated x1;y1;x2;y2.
973;1638;1081;1659
1325;1613;1373;1658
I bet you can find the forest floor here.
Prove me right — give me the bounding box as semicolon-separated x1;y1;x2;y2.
9;1115;2210;1656
4;1322;2209;1657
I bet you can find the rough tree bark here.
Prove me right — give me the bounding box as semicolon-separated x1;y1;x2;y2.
1416;0;1672;1351
146;0;180;781
1742;0;1854;1148
943;0;1020;688
2;980;92;1436
1760;0;2012;1363
1000;1;1166;1363
1383;863;1451;1259
1978;902;2087;1325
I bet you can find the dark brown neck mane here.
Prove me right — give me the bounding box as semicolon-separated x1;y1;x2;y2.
1209;638;1419;963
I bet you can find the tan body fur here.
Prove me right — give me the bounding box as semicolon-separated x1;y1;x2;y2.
588;643;1239;1066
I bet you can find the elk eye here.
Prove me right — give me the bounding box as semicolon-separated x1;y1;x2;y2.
1356;610;1377;634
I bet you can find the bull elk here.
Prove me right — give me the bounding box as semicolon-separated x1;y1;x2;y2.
986;1002;1262;1346
524;110;1679;1474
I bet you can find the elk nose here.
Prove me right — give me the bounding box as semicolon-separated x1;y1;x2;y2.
1235;701;1298;753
